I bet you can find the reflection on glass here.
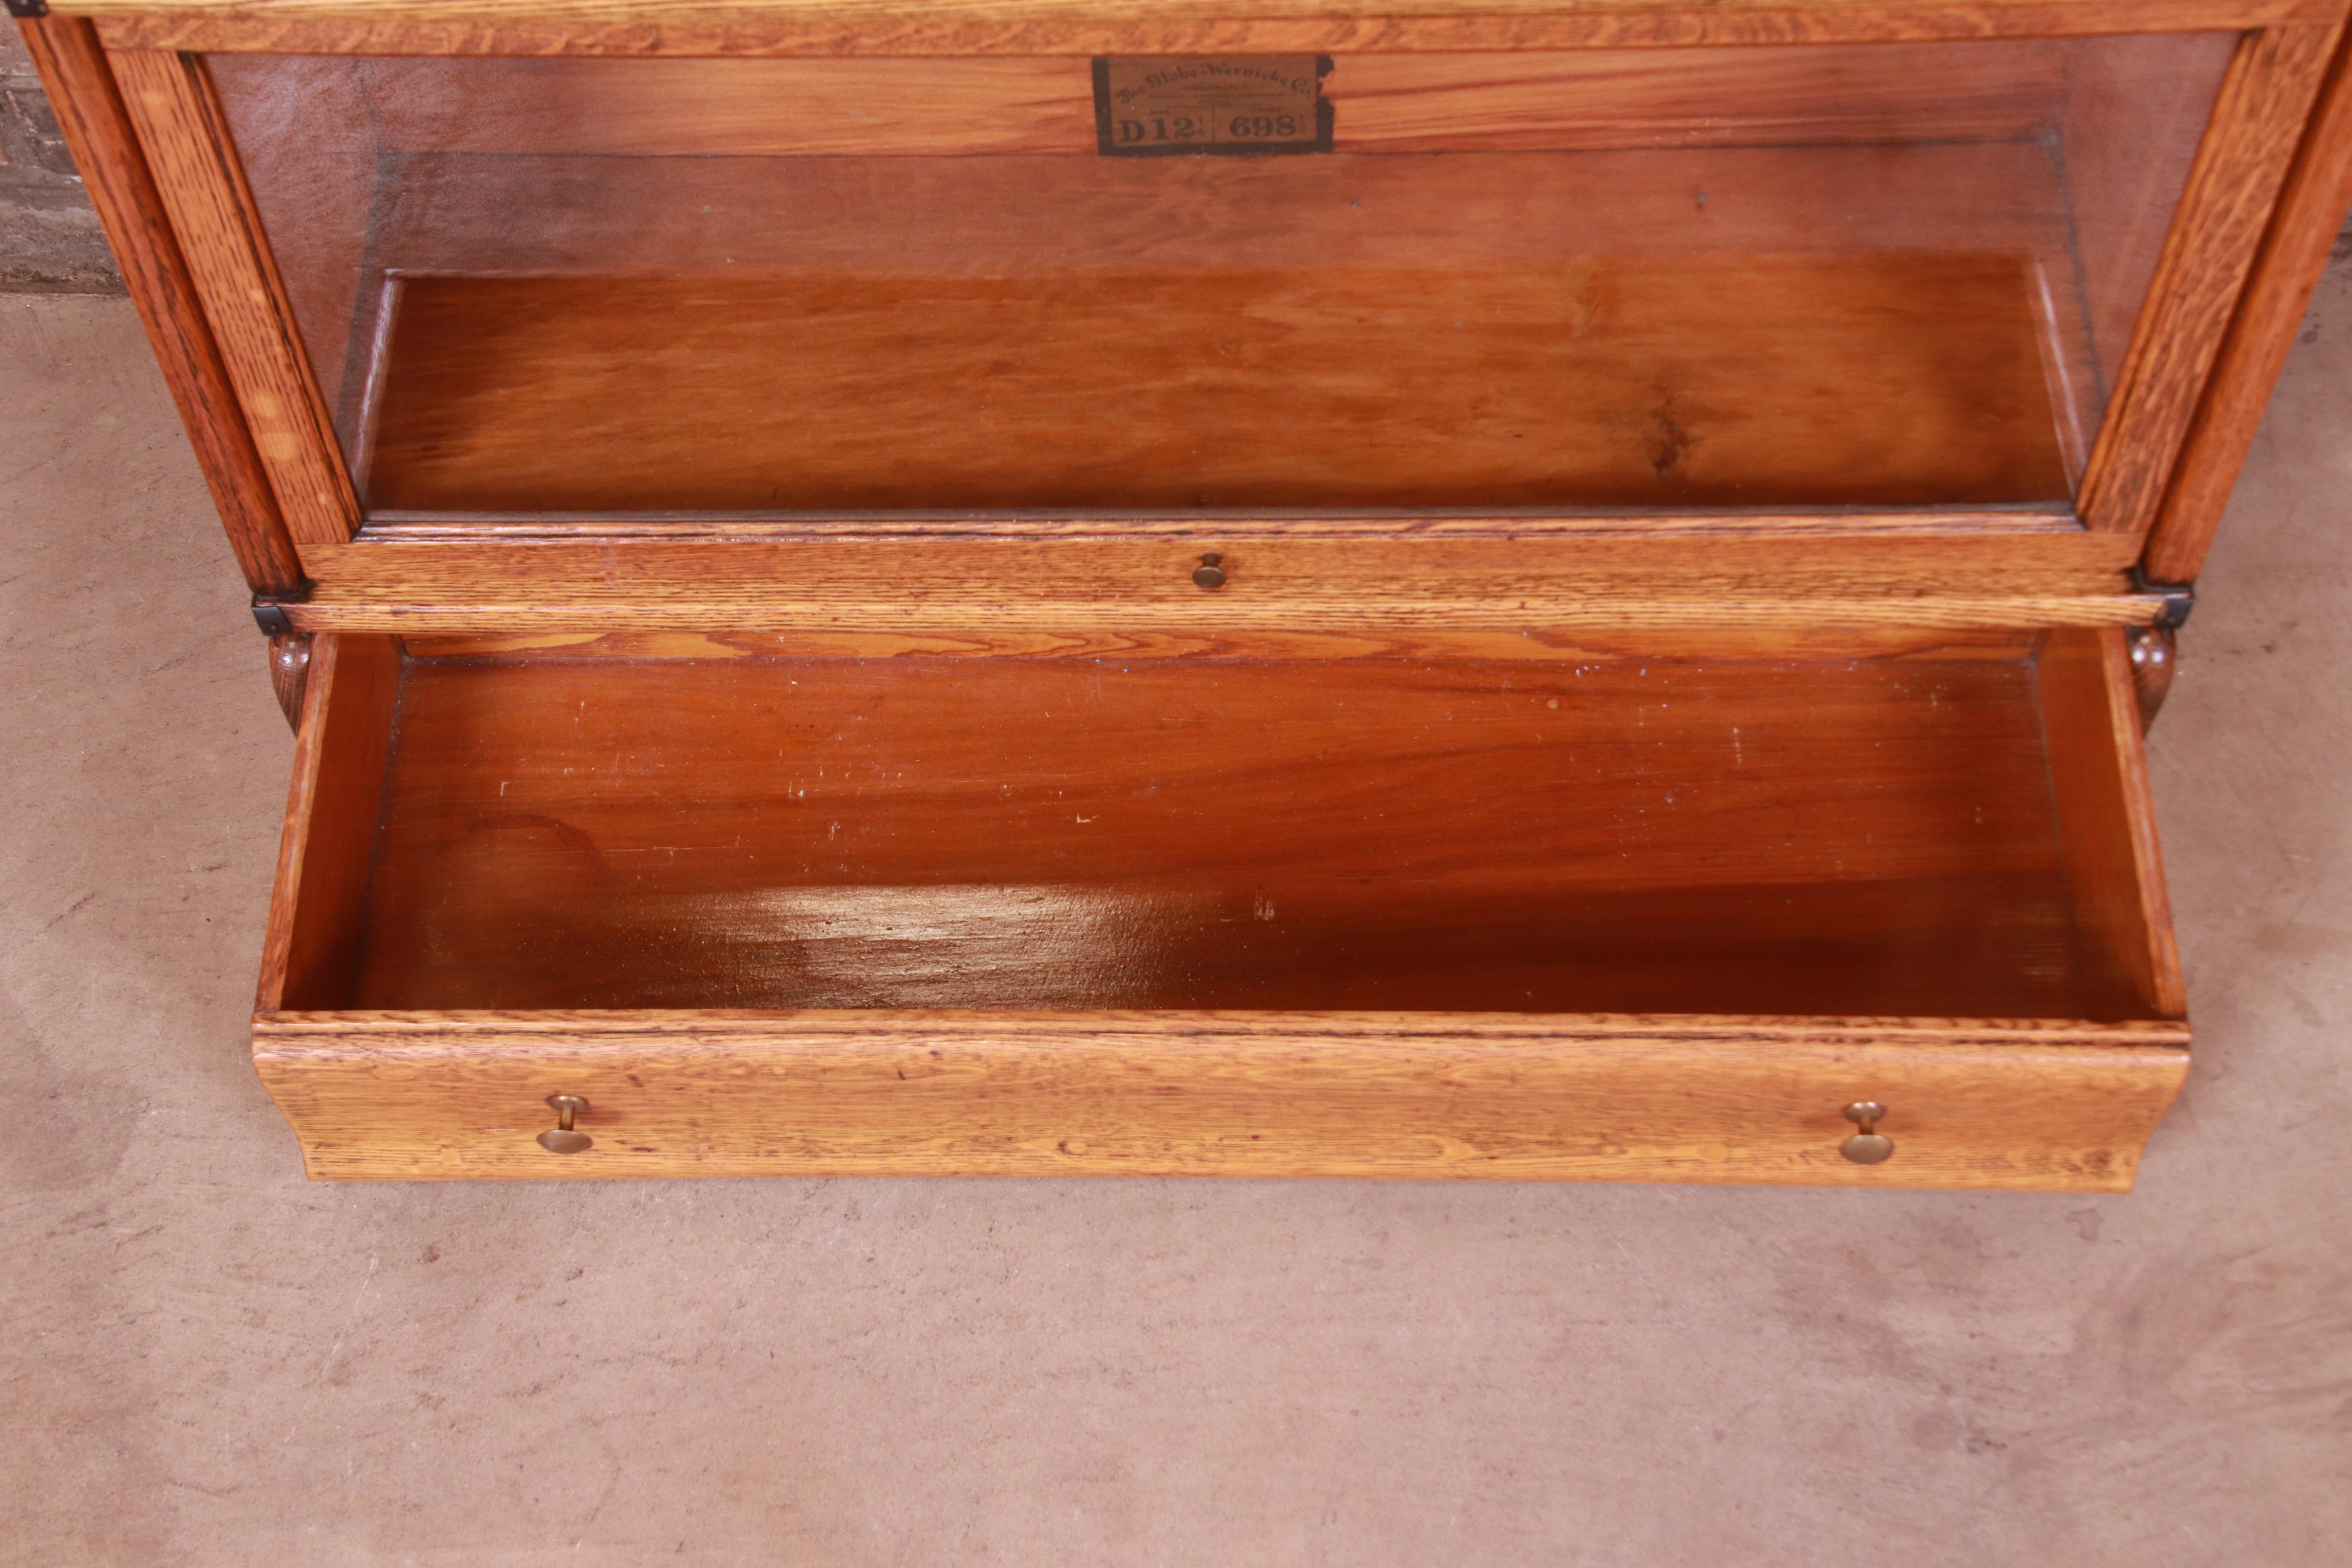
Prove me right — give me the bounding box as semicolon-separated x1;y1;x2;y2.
210;39;2234;519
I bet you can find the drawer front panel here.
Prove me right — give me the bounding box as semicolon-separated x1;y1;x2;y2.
254;1013;2189;1190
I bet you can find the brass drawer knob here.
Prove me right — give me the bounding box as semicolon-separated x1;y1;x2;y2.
538;1093;592;1154
1192;552;1227;589
1841;1101;1893;1164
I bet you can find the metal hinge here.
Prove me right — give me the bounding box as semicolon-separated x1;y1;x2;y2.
4;0;52;18
2130;566;2194;631
250;586;312;637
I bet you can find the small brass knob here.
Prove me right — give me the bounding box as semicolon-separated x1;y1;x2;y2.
1192;552;1227;589
537;1093;592;1154
1840;1101;1893;1164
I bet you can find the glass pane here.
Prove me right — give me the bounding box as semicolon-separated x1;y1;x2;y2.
210;38;2234;519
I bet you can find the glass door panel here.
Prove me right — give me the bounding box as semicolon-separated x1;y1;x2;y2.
209;38;2235;520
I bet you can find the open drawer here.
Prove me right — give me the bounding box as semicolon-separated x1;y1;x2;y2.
253;626;2188;1189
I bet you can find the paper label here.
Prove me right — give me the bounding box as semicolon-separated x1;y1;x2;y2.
1092;56;1333;157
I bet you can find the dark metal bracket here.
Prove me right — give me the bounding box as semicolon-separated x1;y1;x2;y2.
2130;566;2195;631
250;586;312;637
5;0;53;19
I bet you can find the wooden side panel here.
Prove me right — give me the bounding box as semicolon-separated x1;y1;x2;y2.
2146;23;2352;583
249;1012;2190;1190
256;632;401;1011
11;18;304;596
108;47;360;556
78;0;2343;58
2037;626;2187;1018
2079;21;2343;536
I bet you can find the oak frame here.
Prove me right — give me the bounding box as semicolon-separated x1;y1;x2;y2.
60;0;2352;56
15;0;2352;627
12;18;306;595
2145;18;2352;579
20;3;2291;1189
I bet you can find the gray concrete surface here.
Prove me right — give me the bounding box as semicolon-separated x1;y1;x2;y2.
4;276;2350;1564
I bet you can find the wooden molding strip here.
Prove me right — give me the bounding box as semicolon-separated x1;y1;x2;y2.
12;17;305;597
276;532;2161;633
357;510;2088;542
254;1009;2197;1040
2145;22;2352;583
2078;20;2344;537
108;47;361;557
284;599;2172;635
74;0;2345;56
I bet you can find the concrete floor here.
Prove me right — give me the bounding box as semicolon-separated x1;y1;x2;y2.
4;276;2350;1566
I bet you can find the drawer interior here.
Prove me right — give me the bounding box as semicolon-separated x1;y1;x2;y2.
265;628;2180;1026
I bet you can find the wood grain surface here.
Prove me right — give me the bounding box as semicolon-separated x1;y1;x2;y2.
394;624;2048;662
307;137;2103;512
240;638;2170;1024
287;43;2075;160
360;260;2071;514
249;1010;2190;1188
256;632;398;1011
204;54;382;432
359;511;2083;539
2146;22;2352;583
108;48;361;552
2038;626;2187;1017
2076;22;2343;536
11;18;305;595
249;624;2190;1187
76;0;2341;58
156;25;2298;561
345;650;2085;1016
280;532;2156;635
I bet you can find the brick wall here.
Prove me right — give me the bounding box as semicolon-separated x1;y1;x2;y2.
0;24;125;293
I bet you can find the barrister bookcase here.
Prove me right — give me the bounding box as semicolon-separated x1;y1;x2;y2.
17;0;2352;1187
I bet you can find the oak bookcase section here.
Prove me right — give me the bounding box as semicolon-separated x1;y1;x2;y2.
198;40;2235;521
20;0;2352;1186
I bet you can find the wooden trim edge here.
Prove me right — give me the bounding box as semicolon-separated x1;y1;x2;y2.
13;16;305;595
2145;20;2352;581
250;1013;2190;1188
73;0;2350;57
107;45;362;556
254;628;339;1009
2079;20;2345;537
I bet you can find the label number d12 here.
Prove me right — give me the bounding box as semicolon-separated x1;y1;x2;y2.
1114;113;1302;146
1117;116;1203;145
